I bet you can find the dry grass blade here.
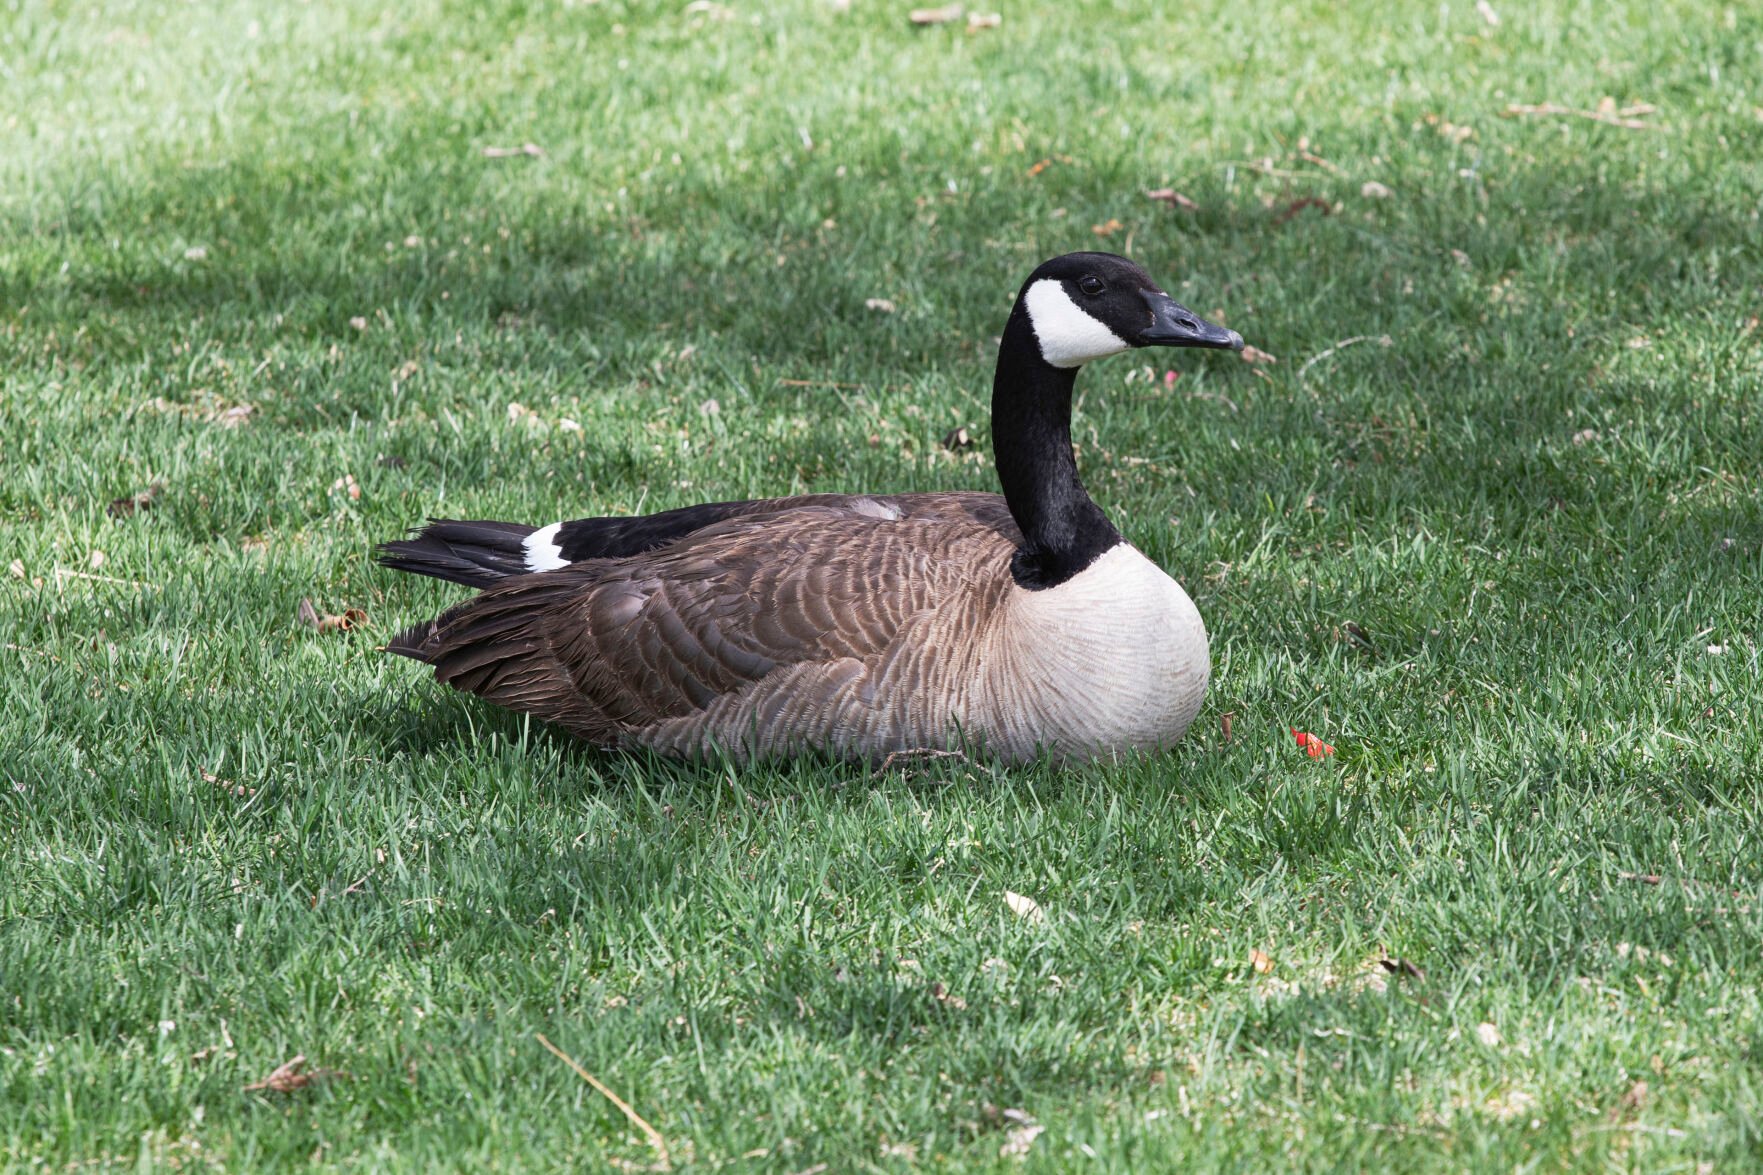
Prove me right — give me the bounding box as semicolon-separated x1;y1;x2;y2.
535;1033;670;1170
1297;334;1394;392
482;142;545;158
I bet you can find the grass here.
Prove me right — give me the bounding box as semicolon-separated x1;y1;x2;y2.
3;0;1762;1167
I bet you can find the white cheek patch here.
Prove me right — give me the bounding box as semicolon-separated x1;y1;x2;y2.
1023;279;1131;368
523;522;569;572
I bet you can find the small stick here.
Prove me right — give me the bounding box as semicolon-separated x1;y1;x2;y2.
535;1034;670;1170
51;567;146;588
1502;102;1657;130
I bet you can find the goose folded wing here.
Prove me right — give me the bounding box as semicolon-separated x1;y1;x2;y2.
405;504;1015;742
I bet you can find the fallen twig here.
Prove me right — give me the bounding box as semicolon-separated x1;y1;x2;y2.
536;1033;670;1170
1502;102;1657;130
870;748;969;779
1618;870;1748;900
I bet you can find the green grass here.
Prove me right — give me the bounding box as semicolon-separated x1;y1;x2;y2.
4;0;1762;1168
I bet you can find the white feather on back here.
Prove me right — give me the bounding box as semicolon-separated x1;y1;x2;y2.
524;523;568;571
1023;279;1130;368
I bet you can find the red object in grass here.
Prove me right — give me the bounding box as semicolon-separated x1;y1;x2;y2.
1163;370;1180;388
1290;728;1335;758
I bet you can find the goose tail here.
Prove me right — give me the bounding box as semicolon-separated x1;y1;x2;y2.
376;519;541;589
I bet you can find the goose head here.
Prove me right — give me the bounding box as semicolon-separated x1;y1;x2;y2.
1017;252;1243;369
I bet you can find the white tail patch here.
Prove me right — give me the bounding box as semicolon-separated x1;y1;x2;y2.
523;522;568;571
1023;279;1130;368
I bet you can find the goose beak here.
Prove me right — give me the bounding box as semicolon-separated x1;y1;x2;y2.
1139;291;1244;351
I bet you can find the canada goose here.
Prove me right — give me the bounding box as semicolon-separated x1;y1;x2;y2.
379;252;1243;763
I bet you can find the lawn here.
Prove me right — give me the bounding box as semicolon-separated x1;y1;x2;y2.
4;0;1761;1168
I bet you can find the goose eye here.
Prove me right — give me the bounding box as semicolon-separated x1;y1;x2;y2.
1077;275;1106;297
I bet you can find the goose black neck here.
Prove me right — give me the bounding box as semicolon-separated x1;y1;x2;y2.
992;309;1123;590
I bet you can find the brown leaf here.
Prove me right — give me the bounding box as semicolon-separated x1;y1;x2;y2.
108;480;166;518
1610;1079;1648;1119
929;981;968;1010
1091;217;1124;237
909;4;963;24
297;599;367;634
1220;710;1235;743
941;425;975;452
1378;953;1425;981
244;1054;340;1093
330;473;361;500
1240;344;1278;367
1249;948;1274;974
1144;188;1198;211
1004;890;1045;923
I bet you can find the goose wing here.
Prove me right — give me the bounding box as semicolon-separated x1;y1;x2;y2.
391;492;1020;746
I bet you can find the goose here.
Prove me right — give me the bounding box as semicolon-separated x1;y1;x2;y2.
379;252;1243;763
